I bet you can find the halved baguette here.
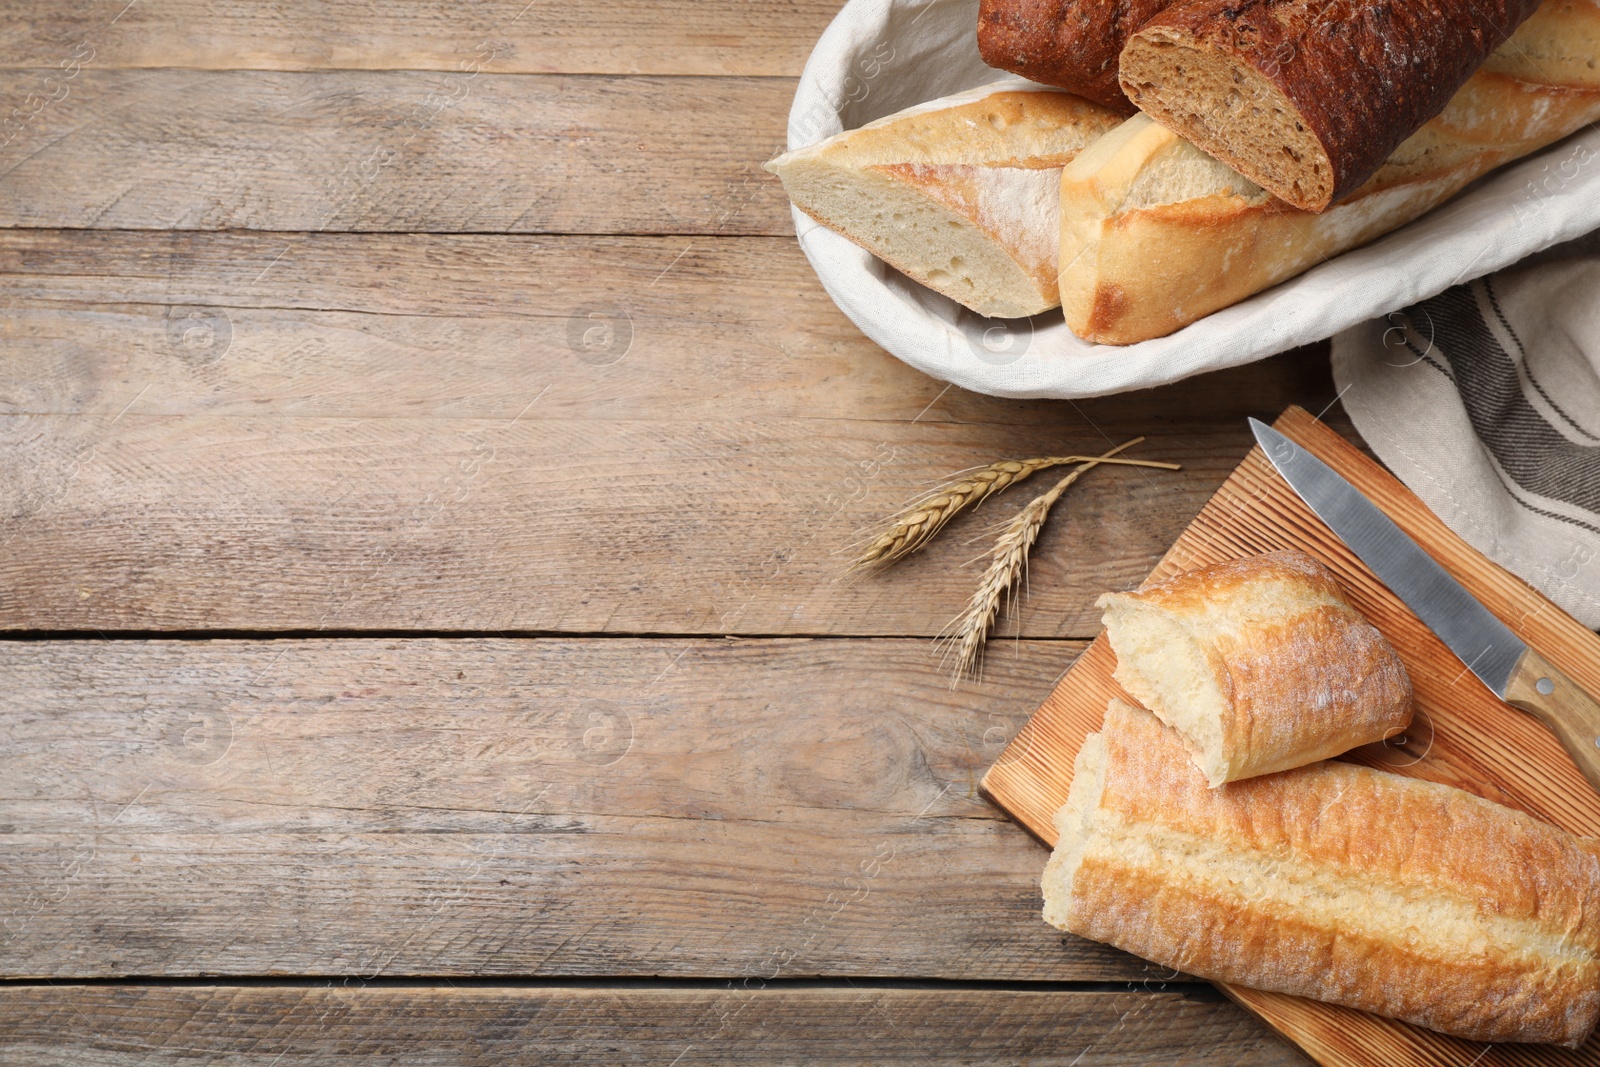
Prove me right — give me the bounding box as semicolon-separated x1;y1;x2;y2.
1060;11;1600;345
1044;699;1600;1046
1097;550;1412;785
766;80;1123;318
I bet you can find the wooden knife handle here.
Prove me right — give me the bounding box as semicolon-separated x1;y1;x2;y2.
1504;648;1600;796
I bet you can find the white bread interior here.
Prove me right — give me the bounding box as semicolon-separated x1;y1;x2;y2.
767;79;1123;318
1040;729;1106;930
1096;551;1412;786
1097;594;1229;782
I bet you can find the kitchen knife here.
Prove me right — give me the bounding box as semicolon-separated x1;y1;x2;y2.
1250;417;1600;793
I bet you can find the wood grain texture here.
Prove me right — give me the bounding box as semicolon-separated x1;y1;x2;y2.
0;0;1365;1056
0;635;1192;980
0;228;1340;429
983;406;1600;1066
0;230;1347;635
0;70;792;233
0;985;1309;1066
0;0;838;76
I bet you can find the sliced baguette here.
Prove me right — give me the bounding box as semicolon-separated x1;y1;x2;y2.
766;80;1123;318
1061;54;1600;343
1097;550;1412;785
1044;699;1600;1046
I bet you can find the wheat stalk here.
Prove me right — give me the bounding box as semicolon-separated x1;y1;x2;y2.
944;441;1163;683
848;438;1175;573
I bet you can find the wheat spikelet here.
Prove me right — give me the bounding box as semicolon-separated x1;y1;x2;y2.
944;440;1168;683
944;471;1076;682
848;438;1173;573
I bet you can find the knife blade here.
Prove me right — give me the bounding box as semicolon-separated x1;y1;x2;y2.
1250;417;1600;793
1249;418;1524;696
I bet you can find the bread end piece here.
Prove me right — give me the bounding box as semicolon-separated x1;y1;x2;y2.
768;152;1062;317
1096;549;1413;784
1117;0;1545;214
1058;113;1276;344
767;83;1123;318
1119;27;1336;211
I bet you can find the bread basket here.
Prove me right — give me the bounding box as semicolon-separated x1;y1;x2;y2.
785;0;1600;399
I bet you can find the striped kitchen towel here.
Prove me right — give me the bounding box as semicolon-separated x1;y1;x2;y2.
1333;235;1600;629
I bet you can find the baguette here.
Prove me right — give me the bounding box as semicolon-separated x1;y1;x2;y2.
765;80;1123;318
1060;13;1600;344
1118;0;1543;212
976;0;1170;112
1097;550;1411;785
1044;699;1600;1046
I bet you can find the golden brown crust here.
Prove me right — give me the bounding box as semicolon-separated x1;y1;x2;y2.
1061;34;1600;344
768;82;1124;318
1482;0;1600;89
1098;550;1413;783
811;89;1124;169
1049;701;1600;1045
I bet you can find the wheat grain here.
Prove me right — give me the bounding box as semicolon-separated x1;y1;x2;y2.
944;441;1164;683
848;438;1174;573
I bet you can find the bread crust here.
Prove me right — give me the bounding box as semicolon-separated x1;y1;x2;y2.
767;81;1123;317
1062;43;1600;343
1045;701;1600;1045
976;0;1171;112
1097;550;1412;784
1119;0;1543;210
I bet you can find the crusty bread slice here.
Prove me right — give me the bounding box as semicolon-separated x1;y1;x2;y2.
1117;0;1542;212
1061;42;1600;343
766;80;1123;318
1096;550;1411;785
1043;699;1600;1046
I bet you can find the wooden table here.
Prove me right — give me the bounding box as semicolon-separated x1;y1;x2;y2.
0;3;1344;1062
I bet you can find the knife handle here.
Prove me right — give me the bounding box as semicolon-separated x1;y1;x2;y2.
1504;648;1600;795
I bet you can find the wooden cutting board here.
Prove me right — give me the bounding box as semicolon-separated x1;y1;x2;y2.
982;405;1600;1067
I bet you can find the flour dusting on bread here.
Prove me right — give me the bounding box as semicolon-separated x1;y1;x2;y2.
766;81;1122;317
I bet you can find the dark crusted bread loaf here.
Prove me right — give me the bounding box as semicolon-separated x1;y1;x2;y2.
1117;0;1544;211
976;0;1171;112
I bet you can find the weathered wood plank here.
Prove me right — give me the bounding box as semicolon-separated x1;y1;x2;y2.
0;70;792;233
0;985;1309;1066
0;636;1175;980
0;299;1334;428
0;412;1246;634
0;0;840;77
0;231;1345;634
0;228;1339;427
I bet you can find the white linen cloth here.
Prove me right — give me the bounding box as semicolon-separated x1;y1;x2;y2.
787;0;1600;399
1334;235;1600;628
